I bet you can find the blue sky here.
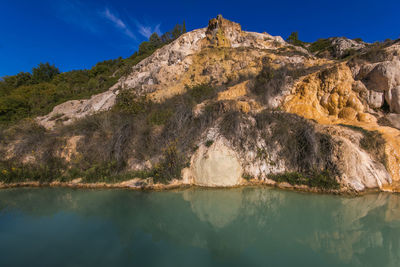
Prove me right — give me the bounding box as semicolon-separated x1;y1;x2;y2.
1;0;399;77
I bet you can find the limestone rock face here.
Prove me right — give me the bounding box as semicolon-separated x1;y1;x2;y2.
109;14;290;102
110;28;208;99
348;43;400;114
385;113;400;129
364;61;400;92
386;86;400;113
188;138;243;187
24;15;400;192
349;45;400;114
206;14;242;47
368;90;385;109
282;61;400;188
36;90;117;129
331;134;391;191
36;15;308;129
330;37;365;58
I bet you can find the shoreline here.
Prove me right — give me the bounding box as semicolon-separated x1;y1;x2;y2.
0;179;393;196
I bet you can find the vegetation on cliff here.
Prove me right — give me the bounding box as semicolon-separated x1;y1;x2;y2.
0;22;186;125
0;83;218;184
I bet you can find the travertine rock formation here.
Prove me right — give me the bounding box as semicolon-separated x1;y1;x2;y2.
330;37;366;58
15;15;400;192
184;137;243;187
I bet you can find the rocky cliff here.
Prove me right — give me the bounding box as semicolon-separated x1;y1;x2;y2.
2;15;400;193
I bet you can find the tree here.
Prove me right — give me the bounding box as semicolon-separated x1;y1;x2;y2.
158;21;187;44
138;41;152;55
287;32;299;44
149;32;162;47
287;32;305;47
32;62;60;83
14;72;32;87
0;72;32;95
171;24;184;40
161;32;172;43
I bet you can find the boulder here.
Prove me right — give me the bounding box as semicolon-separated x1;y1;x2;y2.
368;90;385;109
364;61;400;92
386;86;400;113
189;138;243;187
333;134;392;191
385;113;400;129
330;37;365;58
36;90;117;129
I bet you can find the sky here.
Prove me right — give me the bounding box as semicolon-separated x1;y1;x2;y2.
1;0;399;77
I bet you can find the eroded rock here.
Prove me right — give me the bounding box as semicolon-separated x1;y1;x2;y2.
386;86;400;113
364;61;400;92
187;138;243;187
330;37;366;58
37;90;117;129
368;90;385;109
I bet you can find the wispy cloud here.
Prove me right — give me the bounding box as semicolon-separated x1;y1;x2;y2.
101;8;135;39
53;0;102;33
53;1;163;42
136;23;161;39
103;8;125;29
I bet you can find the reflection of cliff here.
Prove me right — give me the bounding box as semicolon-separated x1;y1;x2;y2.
385;195;400;224
332;193;388;229
182;188;243;228
302;194;400;267
1;188;400;266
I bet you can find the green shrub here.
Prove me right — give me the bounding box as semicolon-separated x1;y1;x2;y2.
353;38;363;43
205;140;214;147
355;42;389;63
308;38;333;53
269;170;339;189
286;32;307;47
73;161;153;184
0;61;121;125
0;158;65;184
147;108;173;126
153;142;187;184
341;48;358;59
251;62;321;104
242;173;252;180
32;63;60;83
114;90;148;114
187;83;216;103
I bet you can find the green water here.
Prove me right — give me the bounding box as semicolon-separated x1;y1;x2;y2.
0;187;399;267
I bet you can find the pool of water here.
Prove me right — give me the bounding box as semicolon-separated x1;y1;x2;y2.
0;187;399;266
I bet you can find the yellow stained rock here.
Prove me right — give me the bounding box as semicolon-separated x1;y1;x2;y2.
283;62;400;189
235;101;251;113
328;93;340;115
347;94;364;112
217;81;249;100
338;107;358;121
357;113;377;124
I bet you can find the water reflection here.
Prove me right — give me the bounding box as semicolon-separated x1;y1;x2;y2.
0;187;399;266
182;188;243;228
